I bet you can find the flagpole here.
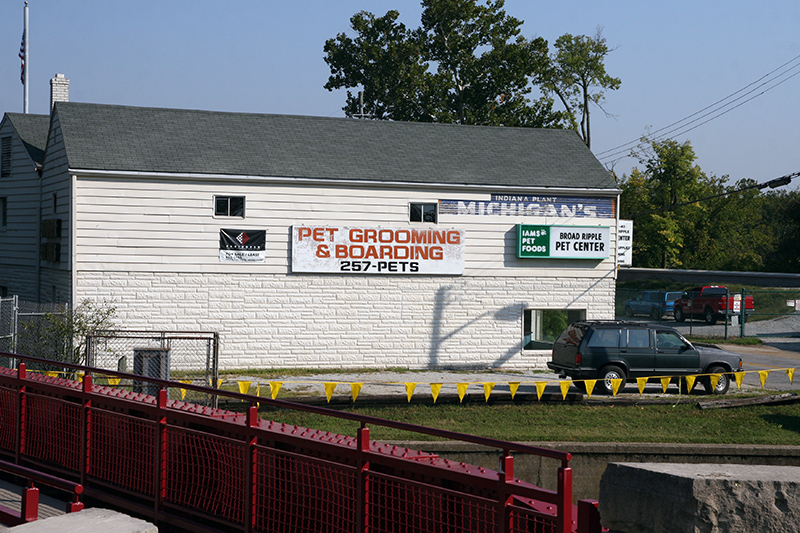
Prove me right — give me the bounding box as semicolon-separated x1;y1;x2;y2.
23;1;29;114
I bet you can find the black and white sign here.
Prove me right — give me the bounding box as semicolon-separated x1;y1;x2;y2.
219;229;266;262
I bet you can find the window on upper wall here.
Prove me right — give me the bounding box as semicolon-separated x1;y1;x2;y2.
1;137;11;178
0;197;7;228
523;309;586;350
409;202;437;223
214;196;245;217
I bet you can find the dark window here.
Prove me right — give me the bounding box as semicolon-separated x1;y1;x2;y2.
0;197;6;227
656;330;688;350
214;196;245;217
1;137;11;178
587;328;620;348
409;202;437;223
625;328;651;348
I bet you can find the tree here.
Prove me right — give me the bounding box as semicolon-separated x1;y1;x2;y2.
323;0;567;128
619;138;780;271
26;299;117;368
540;28;621;149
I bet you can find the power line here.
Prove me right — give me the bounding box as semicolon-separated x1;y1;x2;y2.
626;172;799;218
597;53;800;168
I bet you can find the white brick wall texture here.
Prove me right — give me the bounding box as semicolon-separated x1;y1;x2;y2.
78;272;614;371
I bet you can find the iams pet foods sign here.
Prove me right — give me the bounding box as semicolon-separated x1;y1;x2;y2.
292;226;465;275
517;225;609;259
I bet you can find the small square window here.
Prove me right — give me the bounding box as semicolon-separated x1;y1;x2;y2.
409;202;437;223
214;196;245;217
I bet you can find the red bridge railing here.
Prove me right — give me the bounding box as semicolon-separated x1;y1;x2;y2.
0;353;602;532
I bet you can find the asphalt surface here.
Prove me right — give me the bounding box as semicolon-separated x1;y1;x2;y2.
232;336;800;404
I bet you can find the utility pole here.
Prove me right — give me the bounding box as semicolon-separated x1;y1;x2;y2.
352;91;372;119
23;1;29;114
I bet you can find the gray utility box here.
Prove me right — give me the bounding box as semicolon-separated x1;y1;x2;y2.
133;348;170;396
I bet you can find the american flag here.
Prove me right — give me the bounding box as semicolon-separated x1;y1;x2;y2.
19;32;25;84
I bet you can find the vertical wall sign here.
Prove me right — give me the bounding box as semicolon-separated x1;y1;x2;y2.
219;229;266;262
617;220;633;266
517;225;609;259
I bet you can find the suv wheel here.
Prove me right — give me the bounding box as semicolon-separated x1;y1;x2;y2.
674;307;685;322
624;306;633;317
704;307;718;325
650;307;661;321
703;366;730;395
598;365;626;395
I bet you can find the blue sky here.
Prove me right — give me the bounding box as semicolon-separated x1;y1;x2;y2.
1;1;798;188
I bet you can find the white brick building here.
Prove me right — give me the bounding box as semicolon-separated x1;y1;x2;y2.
1;101;620;370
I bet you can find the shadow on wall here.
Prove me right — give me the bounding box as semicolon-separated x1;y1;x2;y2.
428;285;521;368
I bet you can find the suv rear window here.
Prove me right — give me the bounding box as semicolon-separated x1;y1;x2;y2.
586;328;620;348
554;324;587;347
703;288;728;296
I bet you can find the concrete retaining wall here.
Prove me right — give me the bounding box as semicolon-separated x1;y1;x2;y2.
398;441;800;502
599;462;800;533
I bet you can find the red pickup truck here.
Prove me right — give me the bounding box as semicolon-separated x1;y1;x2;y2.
673;286;754;325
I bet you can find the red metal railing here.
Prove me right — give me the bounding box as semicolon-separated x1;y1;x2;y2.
0;353;602;532
0;458;84;526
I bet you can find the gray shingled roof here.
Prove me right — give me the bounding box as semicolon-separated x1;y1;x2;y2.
4;113;49;166
54;102;617;190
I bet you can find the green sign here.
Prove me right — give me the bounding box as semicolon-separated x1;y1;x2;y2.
517;225;550;257
517;224;610;259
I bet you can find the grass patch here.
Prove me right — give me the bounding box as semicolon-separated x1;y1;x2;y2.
687;336;763;346
259;397;800;445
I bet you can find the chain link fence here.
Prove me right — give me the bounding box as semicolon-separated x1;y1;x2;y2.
616;286;800;339
86;330;219;405
0;296;67;368
1;297;219;404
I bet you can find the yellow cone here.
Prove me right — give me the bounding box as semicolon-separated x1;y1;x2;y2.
535;381;547;400
430;383;443;403
660;377;671;393
637;377;648;394
405;382;417;402
758;370;769;389
560;380;571;400
734;372;745;389
324;382;337;402
456;383;469;403
350;382;363;402
269;381;283;400
508;382;520;399
585;380;596;398
611;378;623;396
483;383;495;402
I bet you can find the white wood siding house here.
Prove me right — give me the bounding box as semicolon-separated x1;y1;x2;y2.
0;113;52;301
3;102;621;370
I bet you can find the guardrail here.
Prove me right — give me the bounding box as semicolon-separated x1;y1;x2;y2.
0;458;84;526
0;352;602;533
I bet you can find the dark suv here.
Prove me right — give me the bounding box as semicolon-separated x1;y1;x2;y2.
547;321;743;395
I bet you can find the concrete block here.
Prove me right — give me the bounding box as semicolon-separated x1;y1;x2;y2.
599;462;800;533
8;507;157;532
